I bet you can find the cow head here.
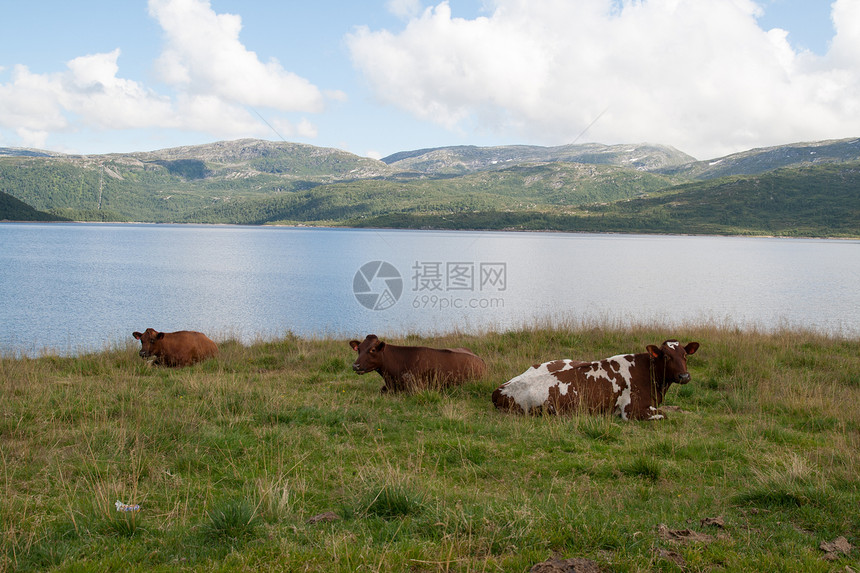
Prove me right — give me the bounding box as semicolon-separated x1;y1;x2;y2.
132;328;165;359
349;334;386;374
646;339;699;384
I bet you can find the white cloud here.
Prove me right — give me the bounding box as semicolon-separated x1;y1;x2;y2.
348;0;860;159
12;128;49;150
0;65;68;134
295;118;318;139
64;50;176;129
829;0;860;69
0;53;175;148
388;0;424;19
0;0;327;152
148;0;324;112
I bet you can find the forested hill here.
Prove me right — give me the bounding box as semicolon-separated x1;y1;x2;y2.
1;137;858;238
348;162;860;238
0;190;67;222
659;138;860;180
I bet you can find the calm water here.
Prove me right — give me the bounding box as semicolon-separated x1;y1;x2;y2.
0;223;857;355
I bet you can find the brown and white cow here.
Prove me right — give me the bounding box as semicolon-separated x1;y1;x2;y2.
492;340;699;420
349;334;487;393
132;328;219;367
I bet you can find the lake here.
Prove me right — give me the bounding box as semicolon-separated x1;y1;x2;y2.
0;223;857;355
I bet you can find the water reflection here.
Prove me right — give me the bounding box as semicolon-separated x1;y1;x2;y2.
0;223;857;355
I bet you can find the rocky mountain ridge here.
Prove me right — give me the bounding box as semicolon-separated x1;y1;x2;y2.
381;142;694;174
4;136;860;180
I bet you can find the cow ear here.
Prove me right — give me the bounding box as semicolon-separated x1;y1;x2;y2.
376;341;386;351
685;342;700;355
646;345;662;358
155;332;165;340
133;331;142;340
349;340;360;351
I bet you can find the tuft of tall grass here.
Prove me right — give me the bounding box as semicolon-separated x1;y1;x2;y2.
202;499;260;541
100;511;142;538
621;456;662;481
256;474;303;522
577;415;623;442
360;482;426;520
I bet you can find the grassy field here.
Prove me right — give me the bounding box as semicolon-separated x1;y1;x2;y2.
1;325;858;572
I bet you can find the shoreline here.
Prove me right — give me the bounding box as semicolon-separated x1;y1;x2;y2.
2;218;858;241
4;321;858;361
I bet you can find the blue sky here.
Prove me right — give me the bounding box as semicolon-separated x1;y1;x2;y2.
0;0;855;160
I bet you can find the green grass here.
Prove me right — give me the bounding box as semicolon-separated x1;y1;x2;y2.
201;499;260;541
1;325;858;571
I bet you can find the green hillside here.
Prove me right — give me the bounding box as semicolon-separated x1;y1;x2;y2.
347;162;860;238
615;162;860;236
0;140;393;223
660;137;860;180
1;138;858;237
183;162;681;225
0;190;67;222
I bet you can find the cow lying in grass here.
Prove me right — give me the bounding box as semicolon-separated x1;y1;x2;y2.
132;328;218;367
349;334;487;393
492;340;699;420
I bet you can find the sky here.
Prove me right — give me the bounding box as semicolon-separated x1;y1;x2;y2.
0;0;856;161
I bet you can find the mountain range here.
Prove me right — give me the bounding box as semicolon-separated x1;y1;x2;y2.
1;137;858;237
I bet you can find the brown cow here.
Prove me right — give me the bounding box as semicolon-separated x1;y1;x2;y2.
492;339;699;420
349;334;487;393
132;328;218;367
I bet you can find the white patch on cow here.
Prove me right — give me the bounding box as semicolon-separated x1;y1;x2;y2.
666;341;679;350
557;382;576;396
500;355;637;418
586;354;634;384
585;354;636;420
498;361;577;412
618;355;638;419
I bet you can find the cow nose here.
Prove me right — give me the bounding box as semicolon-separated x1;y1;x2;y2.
139;350;146;358
678;373;691;383
352;362;360;372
